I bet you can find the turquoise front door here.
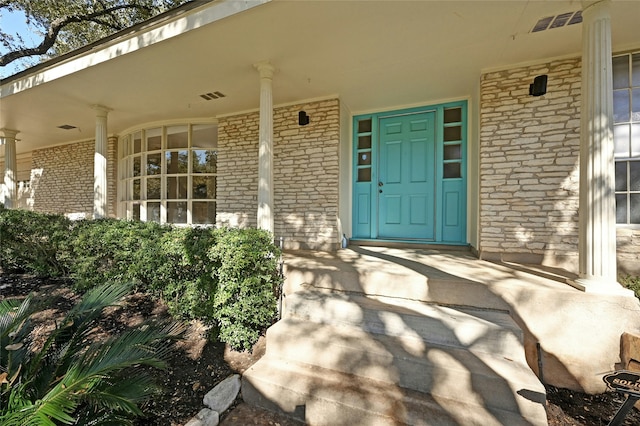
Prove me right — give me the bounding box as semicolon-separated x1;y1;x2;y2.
378;112;436;239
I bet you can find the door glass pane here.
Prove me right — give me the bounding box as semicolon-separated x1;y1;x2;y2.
614;90;630;123
444;144;461;160
147;177;161;199
166;151;188;174
614;125;630;157
357;168;371;182
147;202;161;223
444;108;462;124
444;126;461;142
166;176;187;199
358;135;371;149
167;202;187;224
632;124;640;157
358;152;371;166
193;150;217;173
167;125;188;149
613;55;629;89
192;176;216;199
193;202;216;224
133;156;141;177
616;194;627;223
631;161;640;191
146;128;162;151
193;124;217;149
147;153;162;175
631;194;640;224
443;162;461;179
615;162;627;191
358;119;372;133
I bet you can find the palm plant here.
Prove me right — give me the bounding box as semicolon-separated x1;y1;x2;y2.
0;283;184;425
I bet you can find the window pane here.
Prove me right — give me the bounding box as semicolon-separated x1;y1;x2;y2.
613;55;629;89
615;162;627;191
358;135;371;149
167;201;187;224
132;203;140;221
192;176;216;199
633;89;640;122
147;177;161;199
631;194;640;224
444;108;462;124
147;153;162;175
614;90;630;123
631;161;640;191
193;150;217;173
167;125;188;149
133;156;141;177
193;202;216;224
166;151;188;174
134;132;142;154
192;124;217;149
147;202;161;223
444;126;461;142
166;176;187;199
614;125;630;157
444;144;462;160
133;179;141;200
146;128;162;151
616;194;627;224
358;152;371;166
633;53;640;87
358;119;372;133
633;124;640;157
443;162;461;179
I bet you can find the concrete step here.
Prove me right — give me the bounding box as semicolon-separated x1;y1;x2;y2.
283;291;523;359
264;318;545;421
242;356;547;426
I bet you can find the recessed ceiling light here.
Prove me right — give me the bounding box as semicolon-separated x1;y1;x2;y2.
57;124;77;130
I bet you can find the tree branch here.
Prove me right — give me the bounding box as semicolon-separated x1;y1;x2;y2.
0;3;154;67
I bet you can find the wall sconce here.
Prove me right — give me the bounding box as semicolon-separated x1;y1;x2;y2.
529;75;548;96
299;111;310;126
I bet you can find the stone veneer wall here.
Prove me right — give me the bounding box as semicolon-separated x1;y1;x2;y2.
479;57;640;275
30;138;118;218
217;99;340;250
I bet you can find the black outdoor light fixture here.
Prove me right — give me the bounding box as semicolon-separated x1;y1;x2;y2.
529;75;548;96
299;111;310;126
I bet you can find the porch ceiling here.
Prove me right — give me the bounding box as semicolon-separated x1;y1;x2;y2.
1;0;639;155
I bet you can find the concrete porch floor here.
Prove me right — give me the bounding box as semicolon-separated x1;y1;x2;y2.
281;245;640;394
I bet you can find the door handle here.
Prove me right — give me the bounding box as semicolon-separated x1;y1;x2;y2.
378;181;384;187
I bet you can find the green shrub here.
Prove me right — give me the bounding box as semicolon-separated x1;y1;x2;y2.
0;207;72;277
152;227;219;320
0;283;184;425
620;275;640;299
209;227;282;351
69;219;169;290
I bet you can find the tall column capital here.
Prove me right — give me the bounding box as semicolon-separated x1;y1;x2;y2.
92;105;112;117
254;61;275;80
0;128;19;140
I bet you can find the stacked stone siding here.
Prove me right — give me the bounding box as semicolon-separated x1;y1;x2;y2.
217;99;340;250
479;58;582;269
29;139;118;218
479;57;640;274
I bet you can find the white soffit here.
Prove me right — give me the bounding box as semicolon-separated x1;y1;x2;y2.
0;0;270;98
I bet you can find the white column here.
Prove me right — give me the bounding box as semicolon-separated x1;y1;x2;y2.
254;61;275;233
93;105;111;219
1;129;19;209
577;0;624;292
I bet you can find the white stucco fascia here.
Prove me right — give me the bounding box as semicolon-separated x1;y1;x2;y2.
0;0;270;99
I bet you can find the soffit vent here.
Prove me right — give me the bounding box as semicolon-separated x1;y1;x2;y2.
531;10;582;33
200;91;226;100
57;124;77;130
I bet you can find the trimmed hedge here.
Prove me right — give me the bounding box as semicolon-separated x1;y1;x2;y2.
0;208;282;351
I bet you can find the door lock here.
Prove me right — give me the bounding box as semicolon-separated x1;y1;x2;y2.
378;181;384;187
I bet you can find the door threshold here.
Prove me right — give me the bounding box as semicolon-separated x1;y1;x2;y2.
349;239;470;252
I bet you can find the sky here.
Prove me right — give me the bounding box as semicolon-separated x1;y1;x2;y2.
0;9;44;78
